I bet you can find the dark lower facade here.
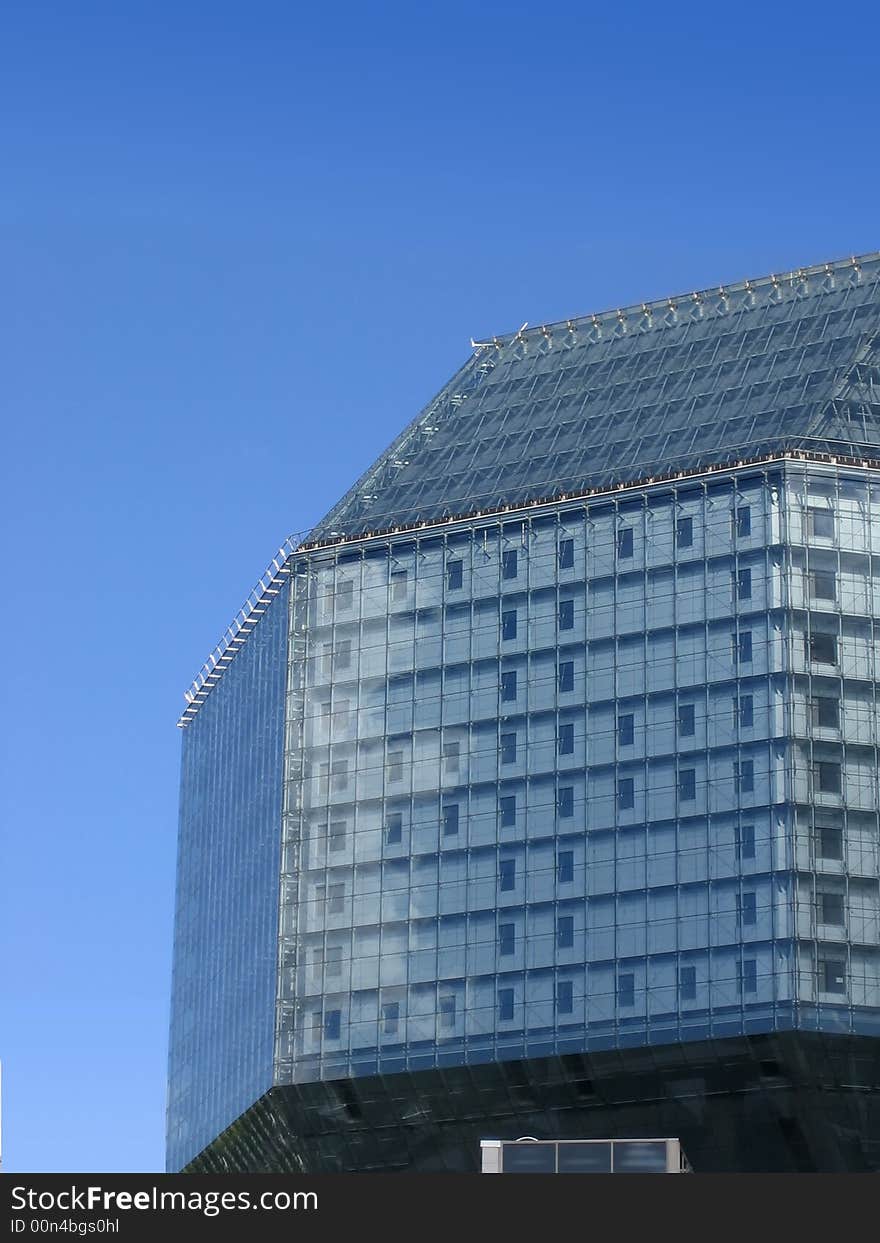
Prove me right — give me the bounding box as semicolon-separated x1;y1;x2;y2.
185;1031;880;1173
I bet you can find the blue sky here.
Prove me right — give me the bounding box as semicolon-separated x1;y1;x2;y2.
1;0;877;1172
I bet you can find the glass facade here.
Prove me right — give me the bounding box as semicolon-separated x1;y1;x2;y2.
168;253;880;1171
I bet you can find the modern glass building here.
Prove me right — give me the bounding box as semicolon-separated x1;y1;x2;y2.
168;253;880;1172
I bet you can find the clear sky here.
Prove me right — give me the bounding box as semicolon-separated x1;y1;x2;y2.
1;0;877;1173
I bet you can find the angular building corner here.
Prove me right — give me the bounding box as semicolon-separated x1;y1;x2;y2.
168;253;880;1172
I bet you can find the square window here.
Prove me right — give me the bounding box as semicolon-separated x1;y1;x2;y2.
325;945;343;977
385;813;403;845
328;883;345;914
499;858;516;891
558;538;575;569
501;609;518;640
819;892;845;926
502;549;518;580
618;973;635;1006
559;599;574;630
336;579;354;611
499;923;515;955
676;516;693;548
500;794;517;826
382;1001;400;1036
334;638;352;670
391;570;408;601
498;988;515;1021
443;740;461;773
809;507;835;539
558;723;574;754
388;751;404;783
501;670;518;702
820;957;846;994
817;822;843;861
556;980;573;1014
812;697;839;728
678;703;695;737
807;633;836;664
439;994;456;1027
501;732;517;764
741;892;757;925
557;786;574;818
557;850;574;883
329;820;346;852
737;695;754;728
736;823;756;860
735;505;751;538
679;965;697;1001
618;713;634;746
815;761;841;794
736;759;754;793
447;559;463;590
737;568;752;600
811;570;836;601
557;915;574;949
617;527;634;559
733;631;753;663
442;803;459;836
324;1009;341;1040
558;661;574;693
618;777;634;810
679;769;696;801
741;958;757;994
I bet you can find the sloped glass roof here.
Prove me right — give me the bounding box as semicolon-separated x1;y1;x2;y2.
308;253;880;542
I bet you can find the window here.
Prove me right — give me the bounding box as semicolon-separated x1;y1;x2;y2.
500;794;517;827
447;559;463;590
324;1009;341;1040
556;980;574;1014
442;803;459;837
557;850;574;883
676;516;693;548
502;549;518;580
741;892;757;925
735;505;751;538
819;957;846;994
391;570;408;601
498;988;515;1021
334;638;352;670
558;661;574;693
817;822;843;861
736;759;754;793
733;630;753;663
811;696;839;728
331;758;349;791
439;994;456;1027
737;695;754;728
501;609;518;641
678;703;695;737
337;579;354;611
819;891;845;926
809;507;835;539
807;633;836;664
385;813;403;845
558;723;574;754
679;769;696;801
499;858;516;892
736;823;756;860
617;527;634;559
557;786;574;819
811;570;836;601
333;698;350;728
499;923;515;955
815;761;841;794
741;958;757;994
501;732;517;764
443;740;460;773
501;670;518;702
679;966;697;1001
558;538;575;569
618;973;635;1006
387;751;404;783
618;777;634;810
329;820;346;853
382;1001;399;1036
328;883;345;914
618;713;634;746
557;916;574;949
325;945;343;977
737;568;752;600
